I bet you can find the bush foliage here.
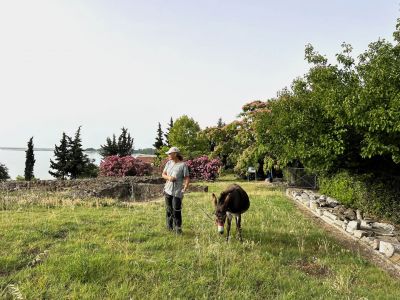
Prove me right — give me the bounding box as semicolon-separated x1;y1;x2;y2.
319;171;400;223
99;155;152;177
186;156;222;181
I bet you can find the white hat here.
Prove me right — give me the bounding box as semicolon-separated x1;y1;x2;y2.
165;146;180;154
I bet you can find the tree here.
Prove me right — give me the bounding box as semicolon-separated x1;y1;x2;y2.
99;134;118;158
24;137;35;181
49;132;69;179
0;163;10;180
217;117;225;128
117;127;134;157
100;128;134;158
153;122;164;150
168;115;208;159
67;126;90;179
164;117;173;147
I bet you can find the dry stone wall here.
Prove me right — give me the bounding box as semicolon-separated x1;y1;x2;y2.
0;177;208;201
286;188;400;271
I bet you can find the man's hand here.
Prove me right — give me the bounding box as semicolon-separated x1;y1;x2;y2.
169;176;176;182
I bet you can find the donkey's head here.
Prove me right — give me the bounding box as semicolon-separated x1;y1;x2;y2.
212;192;231;234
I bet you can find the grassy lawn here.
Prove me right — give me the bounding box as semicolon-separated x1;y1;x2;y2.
1;178;400;299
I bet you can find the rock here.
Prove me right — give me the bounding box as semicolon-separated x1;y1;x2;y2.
343;208;357;221
372;222;395;233
361;237;380;250
347;220;360;232
356;209;363;220
353;230;368;239
309;200;319;211
334;219;345;229
379;241;395;258
360;220;373;230
323;211;338;221
315;208;323;216
326;197;339;207
319;195;327;201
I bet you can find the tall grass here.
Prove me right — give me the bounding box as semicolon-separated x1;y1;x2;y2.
0;179;399;299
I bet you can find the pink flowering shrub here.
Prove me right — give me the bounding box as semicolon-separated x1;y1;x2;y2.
186;156;222;181
99;155;152;177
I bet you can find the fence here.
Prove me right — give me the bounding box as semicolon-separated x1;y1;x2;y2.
285;167;317;189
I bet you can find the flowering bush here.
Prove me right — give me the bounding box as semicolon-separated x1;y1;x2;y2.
186;156;222;181
99;155;152;177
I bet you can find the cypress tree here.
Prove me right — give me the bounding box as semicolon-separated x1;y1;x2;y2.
164;117;173;147
117;127;134;157
100;134;118;158
217;117;225;128
0;163;10;180
24;137;35;181
49;132;69;180
153;122;164;150
68;126;90;179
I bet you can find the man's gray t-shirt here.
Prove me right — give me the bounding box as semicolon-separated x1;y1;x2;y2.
163;160;189;198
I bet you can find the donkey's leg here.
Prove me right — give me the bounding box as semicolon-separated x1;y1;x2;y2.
226;213;232;241
236;214;243;242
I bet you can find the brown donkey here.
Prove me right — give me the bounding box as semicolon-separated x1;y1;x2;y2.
212;184;250;241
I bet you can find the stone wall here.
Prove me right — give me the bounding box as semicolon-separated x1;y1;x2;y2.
286;188;400;271
0;176;208;201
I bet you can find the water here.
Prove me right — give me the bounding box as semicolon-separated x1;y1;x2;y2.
0;149;102;180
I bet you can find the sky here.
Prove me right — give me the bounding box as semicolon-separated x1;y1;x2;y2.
0;0;398;149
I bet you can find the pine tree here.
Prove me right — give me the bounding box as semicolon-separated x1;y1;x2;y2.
100;134;118;158
0;163;10;180
217;117;225;128
164;117;173;147
24;137;35;181
49;132;69;179
153;122;164;150
117;127;134;157
68;126;90;179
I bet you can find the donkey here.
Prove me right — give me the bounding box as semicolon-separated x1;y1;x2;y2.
212;184;250;241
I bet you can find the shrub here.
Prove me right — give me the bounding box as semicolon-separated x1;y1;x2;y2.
99;155;152;177
319;171;400;223
186;156;222;181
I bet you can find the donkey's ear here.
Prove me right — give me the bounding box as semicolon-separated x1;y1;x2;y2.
212;193;217;207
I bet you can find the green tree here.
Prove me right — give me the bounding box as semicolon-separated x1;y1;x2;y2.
168;115;208;158
49;132;69;179
24;137;35;181
164;117;173;147
153;122;164;150
100;134;118;158
0;163;10;180
67;126;90;179
117;127;134;157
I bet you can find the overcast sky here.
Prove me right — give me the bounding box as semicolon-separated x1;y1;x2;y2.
0;0;398;149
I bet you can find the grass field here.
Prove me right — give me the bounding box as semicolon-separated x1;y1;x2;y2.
1;178;400;299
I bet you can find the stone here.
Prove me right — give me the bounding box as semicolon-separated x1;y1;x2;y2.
347;220;360;231
343;208;357;221
309;200;319;211
361;237;380;250
334;219;345;228
360;220;373;230
353;230;368;239
372;222;395;233
379;241;395;258
319;195;327;201
356;209;363;220
323;211;338;221
315;208;323;216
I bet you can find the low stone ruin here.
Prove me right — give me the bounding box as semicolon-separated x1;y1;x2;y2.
0;176;208;201
286;188;400;267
